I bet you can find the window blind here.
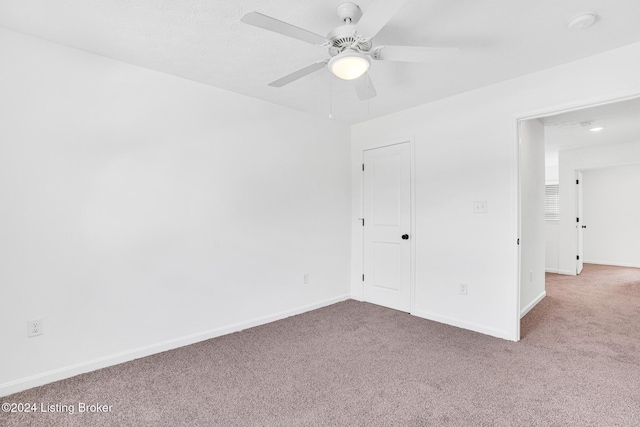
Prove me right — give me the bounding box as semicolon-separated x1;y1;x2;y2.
545;184;559;221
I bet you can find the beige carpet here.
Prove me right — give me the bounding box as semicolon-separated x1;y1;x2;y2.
2;263;639;426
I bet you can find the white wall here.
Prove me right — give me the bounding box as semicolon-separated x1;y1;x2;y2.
351;41;640;341
545;164;559;183
557;142;640;275
545;222;560;273
582;164;640;268
0;29;351;396
519;119;546;317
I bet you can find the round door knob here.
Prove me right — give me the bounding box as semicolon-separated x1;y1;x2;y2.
402;234;409;240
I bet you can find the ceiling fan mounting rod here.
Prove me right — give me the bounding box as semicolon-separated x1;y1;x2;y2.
336;2;363;24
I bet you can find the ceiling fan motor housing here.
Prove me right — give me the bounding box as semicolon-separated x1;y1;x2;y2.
327;24;372;57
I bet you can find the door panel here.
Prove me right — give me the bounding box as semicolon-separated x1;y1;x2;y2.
373;242;402;291
363;143;411;312
372;154;401;226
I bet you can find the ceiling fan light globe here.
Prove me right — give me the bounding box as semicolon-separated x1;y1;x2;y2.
329;51;370;80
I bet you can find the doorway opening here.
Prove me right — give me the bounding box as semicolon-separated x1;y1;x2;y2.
518;95;640;339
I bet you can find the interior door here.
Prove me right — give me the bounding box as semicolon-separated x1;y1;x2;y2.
576;170;584;275
363;143;411;312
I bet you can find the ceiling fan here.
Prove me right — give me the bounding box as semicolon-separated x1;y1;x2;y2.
241;0;458;100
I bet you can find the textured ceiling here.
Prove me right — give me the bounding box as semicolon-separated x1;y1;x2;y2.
1;0;640;124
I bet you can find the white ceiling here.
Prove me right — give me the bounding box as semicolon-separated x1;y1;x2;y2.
541;96;640;165
1;1;640;124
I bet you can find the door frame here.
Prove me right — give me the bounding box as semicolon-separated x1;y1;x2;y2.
576;170;584;275
512;92;640;341
360;138;416;314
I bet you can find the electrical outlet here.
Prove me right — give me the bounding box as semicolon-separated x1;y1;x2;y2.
459;284;468;295
28;318;43;337
303;273;309;284
473;201;488;213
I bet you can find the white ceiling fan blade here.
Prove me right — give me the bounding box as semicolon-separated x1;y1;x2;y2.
352;73;377;100
356;0;409;38
373;46;460;63
241;12;327;46
268;61;327;87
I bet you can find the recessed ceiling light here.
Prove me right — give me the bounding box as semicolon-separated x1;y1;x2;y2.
567;12;598;30
589;126;605;132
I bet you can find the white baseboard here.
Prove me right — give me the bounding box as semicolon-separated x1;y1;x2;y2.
546;269;575;276
584;260;640;269
520;291;546;318
0;294;351;397
557;270;575;275
411;309;513;341
349;294;364;302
